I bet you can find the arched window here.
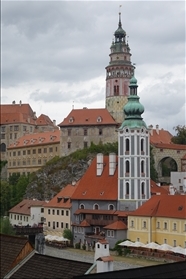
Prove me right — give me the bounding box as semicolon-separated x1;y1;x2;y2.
126;160;130;173
108;204;114;210
79;204;85;209
141;182;145;195
141;139;144;152
93;204;99;210
126;138;130;152
141;161;144;173
0;143;6;152
126;182;129;195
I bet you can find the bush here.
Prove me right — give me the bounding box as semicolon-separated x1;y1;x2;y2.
82;244;86;250
75;242;80;249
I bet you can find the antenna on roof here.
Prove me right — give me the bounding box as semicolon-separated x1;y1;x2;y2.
72;101;74;110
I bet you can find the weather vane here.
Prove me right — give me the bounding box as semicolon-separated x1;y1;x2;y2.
119;5;122;13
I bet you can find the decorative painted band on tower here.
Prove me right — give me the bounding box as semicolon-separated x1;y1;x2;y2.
105;12;135;125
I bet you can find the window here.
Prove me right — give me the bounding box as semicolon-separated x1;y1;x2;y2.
23;150;26;155
14;215;16;220
173;223;176;231
14;133;17;139
141;182;145;195
66;223;69;229
126;160;130;173
61;210;64;215
141;138;144;152
61;222;63;228
67;142;71;149
56;222;59;228
1;126;5;132
52;209;55;215
14;125;19;131
57;210;59;215
164;222;167;230
141;161;144;173
38;148;41;154
84;129;87;136
27;150;30;155
10;126;13;131
41;208;44;213
178;179;181;183
33;149;36;154
23;126;27;131
99;129;102;136
164;239;167;244
173;240;176;247
109;204;114;210
74;226;77;233
1;134;5;139
114;85;119;95
143;221;146;228
107;230;114;237
184;224;186;231
48;209;50;214
10;133;12;139
38;159;41;164
80;204;85;209
48;222;50;227
49;147;53;152
126;182;129;195
66;210;69;216
44;148;47;153
125;138;130;152
94;204;99;210
20;215;22;220
157;222;160;229
131;220;134;227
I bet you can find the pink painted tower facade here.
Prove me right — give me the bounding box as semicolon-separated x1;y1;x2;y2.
105;13;135;124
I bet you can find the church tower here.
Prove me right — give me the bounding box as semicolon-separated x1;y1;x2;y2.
105;12;135;124
118;75;151;211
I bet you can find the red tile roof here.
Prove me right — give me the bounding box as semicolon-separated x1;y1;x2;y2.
58;108;117;126
79;220;91;227
36;114;54;126
44;184;78;208
150;180;169;195
104;220;127;230
114;211;129;217
9;199;46;215
151;143;186;150
97;256;113;262
128;195;186;218
150;128;173;144
71;156;118;201
8;130;60;149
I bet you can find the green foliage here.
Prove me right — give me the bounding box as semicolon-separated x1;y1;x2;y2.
113;240;125;256
45;156;60;166
9;173;20;186
75;242;80;249
63;228;73;242
150;146;158;182
0;160;7;172
82;244;86;250
0;217;15;235
171;125;186;145
0;180;12;216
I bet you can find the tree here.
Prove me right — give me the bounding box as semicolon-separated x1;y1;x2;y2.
0;181;11;216
63;228;73;245
150;146;158;182
171;125;186;145
0;217;15;235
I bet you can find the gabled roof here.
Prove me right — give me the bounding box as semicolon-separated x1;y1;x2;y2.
9;253;92;279
36;114;55;126
71;156;118;201
150;128;173;144
0;234;34;278
151;143;186;150
104;220;127;230
150;179;169;195
58;108;117;126
44;184;78;209
9;199;46;215
8;130;60;149
79;220;91;227
128;195;186;218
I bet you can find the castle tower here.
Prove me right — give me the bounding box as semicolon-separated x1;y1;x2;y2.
105;12;135;124
118;76;151;211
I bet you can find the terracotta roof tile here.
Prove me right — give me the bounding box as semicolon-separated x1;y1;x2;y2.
36;114;54;126
104;220;127;230
128;195;186;218
97;239;108;244
44;184;78;209
58;108;117;126
150;179;169;195
71;156;118;200
74;209;117;215
97;256;113;262
150;128;173;144
79;220;91;227
8;130;60;149
151;143;186;150
9;199;46;215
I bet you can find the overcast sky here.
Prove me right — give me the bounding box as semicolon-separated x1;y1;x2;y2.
1;0;185;135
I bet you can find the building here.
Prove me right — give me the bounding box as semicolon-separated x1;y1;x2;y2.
127;195;186;248
118;76;151;211
9;199;46;227
105;12;135;124
58;108;118;157
171;172;186;194
71;153;128;249
7;130;60;177
44;183;78;233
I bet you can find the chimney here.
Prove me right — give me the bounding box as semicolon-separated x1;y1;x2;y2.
94;239;113;273
53;120;56;126
33;112;37;120
156;124;159;135
96;153;103;176
109;153;116;175
148;125;153;136
19;100;22;106
12;100;16;105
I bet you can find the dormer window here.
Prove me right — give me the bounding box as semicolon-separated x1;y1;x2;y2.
97;116;102;123
69;117;74;123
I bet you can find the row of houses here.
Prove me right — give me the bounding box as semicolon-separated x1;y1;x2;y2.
9;153;186;250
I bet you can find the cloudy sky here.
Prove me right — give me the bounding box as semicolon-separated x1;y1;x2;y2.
1;0;185;135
